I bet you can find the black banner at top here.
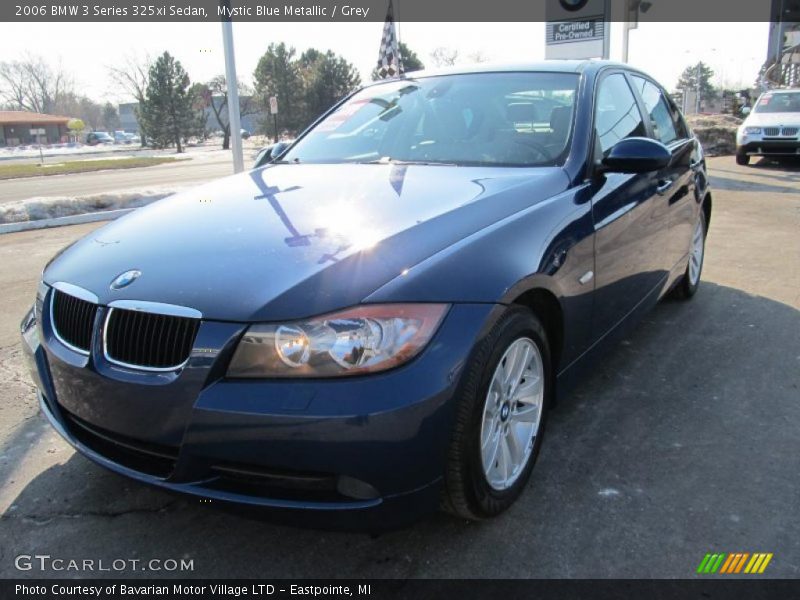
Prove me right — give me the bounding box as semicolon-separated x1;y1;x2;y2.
0;0;793;22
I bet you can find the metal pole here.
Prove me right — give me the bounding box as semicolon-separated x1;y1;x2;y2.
599;0;610;59
695;63;701;114
622;21;630;63
221;1;244;173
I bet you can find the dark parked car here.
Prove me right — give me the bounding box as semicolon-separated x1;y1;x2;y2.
85;131;114;145
22;62;710;528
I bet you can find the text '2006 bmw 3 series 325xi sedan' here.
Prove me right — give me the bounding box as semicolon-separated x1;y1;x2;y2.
21;61;711;529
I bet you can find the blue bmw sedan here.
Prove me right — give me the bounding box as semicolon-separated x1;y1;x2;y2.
21;61;710;528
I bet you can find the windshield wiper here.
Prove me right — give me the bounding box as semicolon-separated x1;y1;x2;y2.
359;157;458;167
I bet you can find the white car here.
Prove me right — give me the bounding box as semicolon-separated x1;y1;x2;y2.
736;89;800;165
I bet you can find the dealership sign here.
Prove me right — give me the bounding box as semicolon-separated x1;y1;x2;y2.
547;19;604;44
545;0;609;59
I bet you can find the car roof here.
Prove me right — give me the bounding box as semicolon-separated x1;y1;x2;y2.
367;60;654;85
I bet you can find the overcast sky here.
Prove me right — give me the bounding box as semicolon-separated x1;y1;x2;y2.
0;21;769;103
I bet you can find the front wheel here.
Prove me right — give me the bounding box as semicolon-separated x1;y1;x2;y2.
735;151;750;166
442;307;551;520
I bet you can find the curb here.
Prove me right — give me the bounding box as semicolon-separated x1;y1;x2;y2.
0;146;145;162
0;208;134;235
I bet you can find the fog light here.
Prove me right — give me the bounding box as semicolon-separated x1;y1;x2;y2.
337;475;379;500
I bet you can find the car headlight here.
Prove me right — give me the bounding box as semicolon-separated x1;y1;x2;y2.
743;127;762;134
227;304;450;378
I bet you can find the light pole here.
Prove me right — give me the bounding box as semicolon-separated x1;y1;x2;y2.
220;0;244;174
621;1;651;63
695;62;702;114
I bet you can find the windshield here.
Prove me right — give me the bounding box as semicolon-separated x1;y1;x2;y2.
281;72;579;167
754;92;800;113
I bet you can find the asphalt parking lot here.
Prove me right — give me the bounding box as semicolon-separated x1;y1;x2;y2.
0;156;798;579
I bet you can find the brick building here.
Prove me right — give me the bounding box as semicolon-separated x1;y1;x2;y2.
0;111;71;146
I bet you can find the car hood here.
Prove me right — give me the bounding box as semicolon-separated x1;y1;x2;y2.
44;163;568;321
743;112;800;127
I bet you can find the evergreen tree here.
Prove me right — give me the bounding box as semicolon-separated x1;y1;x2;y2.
140;52;196;152
676;62;718;100
301;50;361;127
400;42;425;72
254;43;361;135
253;43;303;134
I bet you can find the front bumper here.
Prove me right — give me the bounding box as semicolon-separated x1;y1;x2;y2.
737;139;800;157
21;297;497;529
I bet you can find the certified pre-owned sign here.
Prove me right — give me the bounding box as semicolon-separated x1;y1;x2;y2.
544;0;608;59
546;19;604;44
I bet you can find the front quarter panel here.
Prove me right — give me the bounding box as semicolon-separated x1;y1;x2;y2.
365;183;595;371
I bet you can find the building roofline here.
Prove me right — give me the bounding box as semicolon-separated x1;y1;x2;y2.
0;111;72;124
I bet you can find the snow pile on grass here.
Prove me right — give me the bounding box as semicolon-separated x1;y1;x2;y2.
0;143;126;159
686;114;743;156
0;187;183;224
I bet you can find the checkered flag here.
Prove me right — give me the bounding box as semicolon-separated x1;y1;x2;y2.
376;0;403;79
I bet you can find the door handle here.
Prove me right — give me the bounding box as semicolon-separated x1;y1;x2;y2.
656;179;674;195
689;159;702;170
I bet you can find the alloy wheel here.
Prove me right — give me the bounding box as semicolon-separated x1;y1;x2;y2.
479;337;544;490
689;219;705;286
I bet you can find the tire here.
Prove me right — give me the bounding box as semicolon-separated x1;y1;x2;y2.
441;306;551;520
671;210;707;300
735;151;750;166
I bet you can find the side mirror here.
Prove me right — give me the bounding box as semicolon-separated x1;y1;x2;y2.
600;137;671;174
252;141;292;169
252;147;270;169
269;141;290;160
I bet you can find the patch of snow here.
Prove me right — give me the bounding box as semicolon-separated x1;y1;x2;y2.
598;488;621;498
0;143;125;159
0;187;185;224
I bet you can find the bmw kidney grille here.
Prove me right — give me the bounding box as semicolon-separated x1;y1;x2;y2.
50;289;199;370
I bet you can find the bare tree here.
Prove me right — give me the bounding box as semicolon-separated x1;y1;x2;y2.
430;47;459;67
52;92;103;130
201;75;261;150
107;54;152;146
467;50;490;64
0;54;73;113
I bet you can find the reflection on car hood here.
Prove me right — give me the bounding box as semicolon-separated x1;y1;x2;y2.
44;163;568;321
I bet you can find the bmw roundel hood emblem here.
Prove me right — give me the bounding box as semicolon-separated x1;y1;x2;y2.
110;269;141;290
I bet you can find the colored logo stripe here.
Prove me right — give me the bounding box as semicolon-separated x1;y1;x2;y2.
697;553;726;574
720;553;749;573
697;553;773;574
745;553;773;574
